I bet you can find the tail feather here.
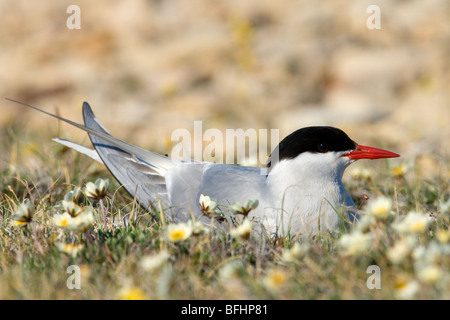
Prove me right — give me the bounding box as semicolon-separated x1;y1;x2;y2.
5;98;178;175
53;138;103;163
81;102;171;210
6;98;173;210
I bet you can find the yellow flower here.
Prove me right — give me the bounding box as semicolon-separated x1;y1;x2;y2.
394;276;420;299
61;200;83;217
52;212;72;227
230;219;252;240
391;164;408;178
263;268;287;290
416;264;442;284
55;242;84;257
118;287;147;300
11;200;34;227
436;229;450;244
365;196;393;220
166;223;192;242
393;211;433;234
66;208;95;232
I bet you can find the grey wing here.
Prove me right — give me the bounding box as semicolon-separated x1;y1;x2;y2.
165;163;267;229
165;162;205;223
198;164;272;239
82;102;170;210
198;163;267;206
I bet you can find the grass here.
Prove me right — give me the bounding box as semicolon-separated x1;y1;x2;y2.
0;130;449;300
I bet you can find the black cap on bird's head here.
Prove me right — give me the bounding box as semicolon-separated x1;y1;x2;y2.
267;126;399;169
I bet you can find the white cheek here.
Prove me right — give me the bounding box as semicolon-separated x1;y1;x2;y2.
264;151;355;234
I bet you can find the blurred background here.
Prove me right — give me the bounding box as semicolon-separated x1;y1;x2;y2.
0;0;449;175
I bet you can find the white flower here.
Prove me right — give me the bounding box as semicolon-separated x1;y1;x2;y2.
218;261;243;281
354;214;375;233
439;198;450;214
412;242;450;264
189;220;210;236
386;236;416;264
55;242;84;257
337;231;373;256
61;200;83;217
198;194;218;216
140;251;170;272
411;245;427;261
281;242;309;263
393;211;433;234
52;212;73;228
66;208;95;232
84;178;109;200
394;277;420;299
350;167;373;181
416;264;443;284
230;219;252;240
11;200;34;227
64;187;82;202
230;200;259;216
365;196;393;220
166;222;193;242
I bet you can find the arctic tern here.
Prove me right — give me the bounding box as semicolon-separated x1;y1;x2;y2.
6;98;399;239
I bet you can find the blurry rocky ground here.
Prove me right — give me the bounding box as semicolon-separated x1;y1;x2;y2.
0;0;449;179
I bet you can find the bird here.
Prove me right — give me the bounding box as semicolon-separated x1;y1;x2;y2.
6;98;400;240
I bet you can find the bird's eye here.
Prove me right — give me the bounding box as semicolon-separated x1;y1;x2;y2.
318;143;329;153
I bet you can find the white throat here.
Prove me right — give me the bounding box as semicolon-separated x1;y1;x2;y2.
264;151;356;237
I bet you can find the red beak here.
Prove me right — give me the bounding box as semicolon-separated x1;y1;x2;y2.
344;144;400;160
